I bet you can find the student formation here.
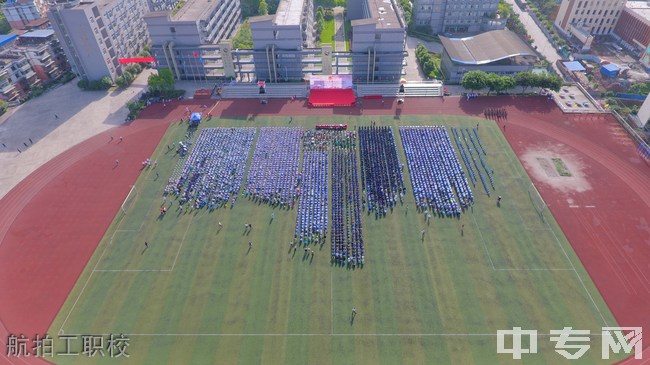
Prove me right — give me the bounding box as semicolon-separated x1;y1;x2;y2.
162;124;487;267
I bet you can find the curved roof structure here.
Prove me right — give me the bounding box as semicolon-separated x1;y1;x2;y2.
439;30;536;65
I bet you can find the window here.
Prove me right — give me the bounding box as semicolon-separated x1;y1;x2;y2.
170;26;176;33
375;34;381;40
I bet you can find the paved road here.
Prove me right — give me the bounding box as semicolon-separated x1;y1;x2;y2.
504;0;563;75
0;69;154;199
333;7;346;52
404;36;443;81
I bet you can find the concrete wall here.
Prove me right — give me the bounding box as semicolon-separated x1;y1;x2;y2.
351;22;405;53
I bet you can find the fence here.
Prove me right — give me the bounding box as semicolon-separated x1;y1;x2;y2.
611;110;650;152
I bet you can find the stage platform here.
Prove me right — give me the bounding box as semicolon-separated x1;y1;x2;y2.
308;89;356;107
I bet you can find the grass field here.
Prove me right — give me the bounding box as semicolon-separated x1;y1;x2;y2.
320;19;336;49
48;115;623;364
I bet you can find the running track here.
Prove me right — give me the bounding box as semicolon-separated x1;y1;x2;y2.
0;96;647;364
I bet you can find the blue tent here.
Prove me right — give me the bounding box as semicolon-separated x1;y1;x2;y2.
562;61;585;72
189;112;202;126
600;63;619;77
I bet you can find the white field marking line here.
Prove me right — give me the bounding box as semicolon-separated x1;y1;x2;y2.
541;203;610;327
169;213;195;271
64;141;175;330
59;205;131;333
207;100;221;117
471;213;495;270
585;205;596;208
64;332;609;337
569;205;580;208
530;185;601;287
489;124;523;179
494;268;574;271
93;269;171;272
330;268;334;335
471;194;571;271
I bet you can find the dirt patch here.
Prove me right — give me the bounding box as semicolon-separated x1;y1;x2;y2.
521;144;591;194
536;157;558;177
551;158;572;176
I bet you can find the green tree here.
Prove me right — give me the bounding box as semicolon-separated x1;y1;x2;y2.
115;76;127;89
498;0;512;18
484;73;502;95
148;69;175;93
233;20;254;49
258;0;269;15
515;71;537;93
461;70;488;92
0;9;11;34
628;83;650;96
0;100;8;115
534;74;562;92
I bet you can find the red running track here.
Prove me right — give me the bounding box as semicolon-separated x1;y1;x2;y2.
0;96;648;364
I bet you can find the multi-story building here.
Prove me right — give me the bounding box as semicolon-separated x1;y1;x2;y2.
144;0;241;80
2;0;42;30
411;0;503;34
145;0;407;83
347;0;406;82
16;29;69;83
48;0;178;82
613;1;650;54
248;0;313;81
0;51;40;101
555;0;626;37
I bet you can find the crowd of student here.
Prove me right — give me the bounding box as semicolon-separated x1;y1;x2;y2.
294;151;329;245
302;129;356;152
244;127;302;208
331;147;364;268
165;127;255;209
399;126;474;217
358;126;406;217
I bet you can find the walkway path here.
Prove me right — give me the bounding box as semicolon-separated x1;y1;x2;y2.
0;69;153;199
504;0;563;75
333;7;346;52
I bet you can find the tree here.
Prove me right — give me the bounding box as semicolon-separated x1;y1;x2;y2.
258;0;269;15
515;71;537;93
461;70;488;92
0;10;11;35
485;74;516;95
0;100;8;115
148;69;175;93
233;20;254;49
543;74;563;92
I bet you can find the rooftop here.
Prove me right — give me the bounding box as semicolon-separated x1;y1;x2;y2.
366;0;401;29
19;29;55;39
274;0;304;26
172;0;217;22
562;61;586;72
626;1;650;22
440;30;536;65
0;35;17;48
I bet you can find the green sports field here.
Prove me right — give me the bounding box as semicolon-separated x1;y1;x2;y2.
48;115;622;364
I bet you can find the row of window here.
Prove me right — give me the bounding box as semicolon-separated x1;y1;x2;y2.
574;17;615;26
575;0;620;9
574;8;620;17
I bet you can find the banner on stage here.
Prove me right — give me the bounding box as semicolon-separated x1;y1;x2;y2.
309;75;352;90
